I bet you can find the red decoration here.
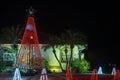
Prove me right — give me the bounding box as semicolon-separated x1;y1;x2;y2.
66;68;73;80
90;69;98;80
113;69;120;80
16;16;42;69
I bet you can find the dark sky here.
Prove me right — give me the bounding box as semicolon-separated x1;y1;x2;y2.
0;1;117;66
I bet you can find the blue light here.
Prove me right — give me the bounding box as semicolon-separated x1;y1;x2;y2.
26;24;33;31
98;66;103;74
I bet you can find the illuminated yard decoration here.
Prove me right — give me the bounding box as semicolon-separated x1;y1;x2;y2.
97;66;103;74
40;68;48;80
16;8;42;69
113;69;120;80
90;69;98;80
66;68;73;80
13;68;22;80
111;67;116;75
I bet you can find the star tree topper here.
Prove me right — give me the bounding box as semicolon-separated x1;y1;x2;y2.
26;6;37;16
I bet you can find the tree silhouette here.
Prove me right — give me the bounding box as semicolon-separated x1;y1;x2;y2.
60;29;87;68
42;35;65;72
0;25;24;44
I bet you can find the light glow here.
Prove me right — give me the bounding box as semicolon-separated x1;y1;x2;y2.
13;68;22;80
111;67;116;75
97;66;103;74
16;16;42;69
40;68;48;80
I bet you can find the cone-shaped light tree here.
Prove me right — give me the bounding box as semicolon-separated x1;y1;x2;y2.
16;7;43;70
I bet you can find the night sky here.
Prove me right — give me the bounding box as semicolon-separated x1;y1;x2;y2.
0;1;117;67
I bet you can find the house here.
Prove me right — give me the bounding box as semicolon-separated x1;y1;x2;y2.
0;44;86;72
0;7;87;72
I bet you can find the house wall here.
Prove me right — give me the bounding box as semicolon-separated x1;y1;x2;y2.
41;44;86;72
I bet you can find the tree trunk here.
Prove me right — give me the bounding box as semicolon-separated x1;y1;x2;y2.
64;47;68;71
52;46;65;72
69;44;74;68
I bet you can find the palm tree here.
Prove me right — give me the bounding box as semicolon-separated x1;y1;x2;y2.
0;25;24;44
59;34;69;70
0;25;24;54
60;29;87;68
0;25;24;65
42;29;87;72
42;35;65;72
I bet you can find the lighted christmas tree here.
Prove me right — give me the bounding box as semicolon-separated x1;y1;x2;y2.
66;68;73;80
97;66;103;74
113;69;120;80
111;67;116;75
40;68;48;80
90;69;98;80
13;68;22;80
16;7;43;70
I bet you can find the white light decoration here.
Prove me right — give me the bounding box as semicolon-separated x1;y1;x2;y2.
97;66;103;74
13;68;22;80
40;68;48;80
111;67;116;75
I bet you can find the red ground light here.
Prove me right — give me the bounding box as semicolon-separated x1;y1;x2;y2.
90;69;98;80
113;69;120;80
66;68;73;80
